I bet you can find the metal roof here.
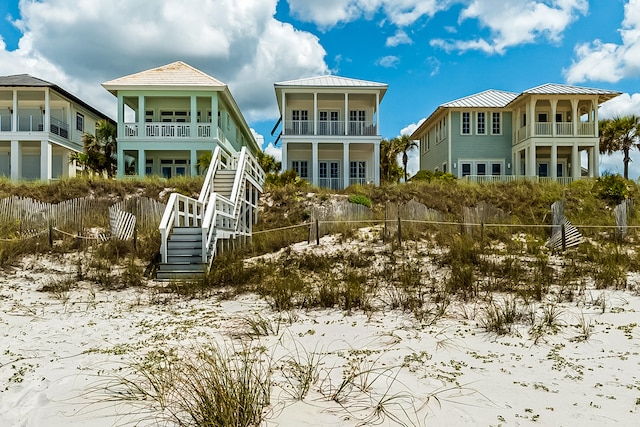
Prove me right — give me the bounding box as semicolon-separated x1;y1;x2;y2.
275;75;387;89
102;61;226;93
0;74;113;123
442;89;519;108
515;83;621;104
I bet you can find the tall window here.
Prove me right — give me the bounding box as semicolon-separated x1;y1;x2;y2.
492;112;501;134
76;113;84;131
291;160;308;178
350;161;366;179
462;112;470;134
349;110;366;135
292;110;308;134
477;112;486;134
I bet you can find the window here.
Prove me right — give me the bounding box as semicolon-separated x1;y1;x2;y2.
491;163;501;176
291;160;308;178
76;113;84;131
319;110;339;134
292;110;308;134
349;110;366;135
350;161;366;179
461;163;472;176
462;112;470;134
145;158;153;175
161;111;189;122
476;163;487;175
492;112;501;134
537;113;548;123
145;110;154;122
442;163;447;173
477;112;486;134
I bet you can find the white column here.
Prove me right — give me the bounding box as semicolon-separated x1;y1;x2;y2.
551;144;557;179
190;149;197;176
117;149;124;178
375;92;380;135
572;144;580;179
528;144;536;177
40;140;51;181
44;89;50;132
281;91;286;135
529;99;536;137
344;93;349;135
10;140;19;180
373;142;380;184
11;90;17;132
281;141;287;172
312;142;318;186
138;149;145;177
139;95;145;136
211;93;218;139
571;100;579;136
343;142;350;189
190;95;197;138
594;145;600;178
313;92;318;135
117;94;124;139
551;99;558;137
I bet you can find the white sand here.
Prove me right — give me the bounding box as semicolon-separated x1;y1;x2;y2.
2;242;640;426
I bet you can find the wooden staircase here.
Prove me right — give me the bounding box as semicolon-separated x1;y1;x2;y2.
157;147;264;280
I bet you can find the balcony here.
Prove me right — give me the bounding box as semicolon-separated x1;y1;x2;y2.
515;121;596;144
460;175;582;185
285;120;377;137
123;122;215;139
0;114;68;139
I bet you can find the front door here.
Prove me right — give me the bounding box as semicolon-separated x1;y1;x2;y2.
319;161;340;189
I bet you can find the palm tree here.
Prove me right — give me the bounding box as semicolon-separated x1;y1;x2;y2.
96;120;117;178
196;150;213;175
380;138;402;183
74;119;117;177
257;150;280;174
599;115;640;179
396;134;418;182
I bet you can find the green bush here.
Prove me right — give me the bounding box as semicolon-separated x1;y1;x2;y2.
410;170;457;182
593;173;631;205
348;194;372;208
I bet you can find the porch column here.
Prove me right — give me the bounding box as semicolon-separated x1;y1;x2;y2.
529;99;536;137
375;92;380;135
588;147;595;178
373;142;380;184
117;94;124;139
44;89;50;132
138;149;145;177
10;140;19;180
281;91;286;136
138;95;145;136
528;144;536;177
551;144;557;179
343;142;350;189
313;92;317;135
312;142;318;186
281;141;287;172
572;144;580;180
190;95;197;137
116;148;124;178
593;99;599;136
512;151;518;177
190;149;198;177
594;145;600;178
40;140;51;181
551;100;558;137
571;100;578;136
11;90;17;132
211;93;218;139
344;93;349;135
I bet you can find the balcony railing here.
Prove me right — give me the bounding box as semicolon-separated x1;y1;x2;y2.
285;120;378;136
319;177;342;190
516;121;597;143
49;117;69;139
461;175;583;185
18;114;44;132
0;114;68;139
0;114;11;131
122;122;216;139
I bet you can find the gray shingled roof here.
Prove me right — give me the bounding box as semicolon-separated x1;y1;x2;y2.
0;74;113;122
442;89;519;108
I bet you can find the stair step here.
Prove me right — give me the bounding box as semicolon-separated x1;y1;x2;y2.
172;227;202;235
168;240;203;249
158;262;206;272
156;270;206;281
166;247;201;256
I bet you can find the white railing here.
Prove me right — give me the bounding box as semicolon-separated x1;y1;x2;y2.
319;177;342;190
578;122;595;136
556;123;573;136
285;120;378;136
535;122;552;136
122;122;216;139
461;175;583;185
160;145;265;266
0;114;12;131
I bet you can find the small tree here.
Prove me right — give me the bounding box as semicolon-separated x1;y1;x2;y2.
71;119;117;177
599;115;640;179
396;134;418;182
380;138;402;183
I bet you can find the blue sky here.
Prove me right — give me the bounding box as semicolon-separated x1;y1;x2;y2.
1;0;639;177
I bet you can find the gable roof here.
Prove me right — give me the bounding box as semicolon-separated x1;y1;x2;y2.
512;83;621;104
102;61;226;94
442;89;519;108
0;74;113;122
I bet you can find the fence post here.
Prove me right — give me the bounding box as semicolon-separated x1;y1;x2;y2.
49;224;53;248
561;223;566;252
316;218;320;245
383;204;387;244
133;225;137;253
397;215;402;246
480;222;484;245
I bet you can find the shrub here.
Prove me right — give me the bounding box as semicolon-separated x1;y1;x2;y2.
348;194;372;208
593;173;631;205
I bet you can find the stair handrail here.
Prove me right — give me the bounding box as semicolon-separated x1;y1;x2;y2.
228;147;265;235
198;146;222;205
159;193;204;264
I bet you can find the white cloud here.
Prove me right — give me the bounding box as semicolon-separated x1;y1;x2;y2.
564;0;640;83
386;30;412;47
1;0;329;123
263;142;282;163
286;0;446;29
432;0;588;55
599;93;640;118
376;55;400;68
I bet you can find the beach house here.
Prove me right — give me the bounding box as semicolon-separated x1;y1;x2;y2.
274;75;388;189
0;74;113;180
411;83;621;182
102;61;262;178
